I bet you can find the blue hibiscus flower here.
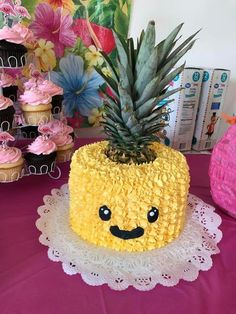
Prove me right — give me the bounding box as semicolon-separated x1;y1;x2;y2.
51;54;103;117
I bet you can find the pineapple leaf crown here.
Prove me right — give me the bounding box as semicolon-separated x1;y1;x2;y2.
95;21;199;163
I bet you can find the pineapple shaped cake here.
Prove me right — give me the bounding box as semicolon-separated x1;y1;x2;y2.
69;21;198;252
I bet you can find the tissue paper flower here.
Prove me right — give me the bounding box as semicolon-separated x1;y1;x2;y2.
101;67;112;77
88;107;104;127
44;0;75;13
73;19;115;54
51;54;103;117
34;39;56;71
85;45;103;67
29;3;76;57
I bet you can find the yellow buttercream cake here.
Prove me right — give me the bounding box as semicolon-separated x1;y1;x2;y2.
69;141;190;252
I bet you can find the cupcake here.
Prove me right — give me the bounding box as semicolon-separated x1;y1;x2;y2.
39;119;73;136
39;119;74;163
51;133;74;163
0;95;15;131
25;135;57;174
0;72;18;102
20;125;39;139
23;77;43;90
19;88;52;126
0;132;24;182
0;23;32;68
37;80;63;115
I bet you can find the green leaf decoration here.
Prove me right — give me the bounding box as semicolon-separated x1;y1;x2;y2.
88;1;117;28
67;38;87;58
73;4;86;20
114;6;129;38
22;0;38;17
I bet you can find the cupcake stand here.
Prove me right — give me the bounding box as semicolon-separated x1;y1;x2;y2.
0;58;68;182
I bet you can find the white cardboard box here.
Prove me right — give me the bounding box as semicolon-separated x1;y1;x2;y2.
159;67;203;151
192;68;230;151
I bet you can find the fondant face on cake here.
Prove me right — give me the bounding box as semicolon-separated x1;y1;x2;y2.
99;204;159;240
69;142;190;252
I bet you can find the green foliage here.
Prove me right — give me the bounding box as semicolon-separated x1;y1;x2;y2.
97;21;199;164
114;6;129;38
74;0;131;36
22;0;38;16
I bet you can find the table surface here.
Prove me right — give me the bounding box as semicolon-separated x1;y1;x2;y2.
1;138;236;314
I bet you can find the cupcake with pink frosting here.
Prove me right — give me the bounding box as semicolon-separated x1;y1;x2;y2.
51;132;74;163
19;87;52;126
37;80;63;115
0;132;24;182
0;72;18;102
39;119;74;163
0;23;31;68
0;95;15;131
25;133;57;174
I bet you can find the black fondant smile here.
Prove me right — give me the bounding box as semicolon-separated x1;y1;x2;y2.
110;225;144;240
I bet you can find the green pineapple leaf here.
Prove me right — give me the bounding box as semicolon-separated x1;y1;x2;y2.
135;21;156;76
159;23;184;61
94;66;119;96
134;46;159;97
94;20;199;164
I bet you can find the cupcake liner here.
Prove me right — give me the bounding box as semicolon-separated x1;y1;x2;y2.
22;110;52;126
3;85;18;102
24;152;57;174
70;132;75;140
51;95;63;114
56;147;74;163
0;40;27;68
20;125;39;139
0;105;15;131
0;163;24;182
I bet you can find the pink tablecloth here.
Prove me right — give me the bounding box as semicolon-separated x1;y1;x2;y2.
0;139;236;314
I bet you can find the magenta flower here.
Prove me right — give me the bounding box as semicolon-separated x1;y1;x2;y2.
29;3;76;57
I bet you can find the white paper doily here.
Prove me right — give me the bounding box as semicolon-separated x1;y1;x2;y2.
36;184;222;291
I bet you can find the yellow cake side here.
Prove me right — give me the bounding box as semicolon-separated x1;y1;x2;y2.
69;141;190;252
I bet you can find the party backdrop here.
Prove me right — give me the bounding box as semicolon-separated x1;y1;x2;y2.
1;0;132;128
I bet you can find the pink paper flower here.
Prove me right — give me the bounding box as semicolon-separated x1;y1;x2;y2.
29;3;76;57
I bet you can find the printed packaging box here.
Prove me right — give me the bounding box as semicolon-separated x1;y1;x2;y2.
159;67;203;151
192;68;230;151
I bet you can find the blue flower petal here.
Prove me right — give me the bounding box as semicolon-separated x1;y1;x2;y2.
77;90;102;116
63;92;78;117
52;54;102;117
50;71;65;89
85;70;104;90
59;54;85;89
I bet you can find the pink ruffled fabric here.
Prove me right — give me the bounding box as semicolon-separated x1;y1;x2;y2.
209;124;236;218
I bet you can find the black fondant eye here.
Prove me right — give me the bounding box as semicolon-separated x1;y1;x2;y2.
99;205;111;221
147;207;159;223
